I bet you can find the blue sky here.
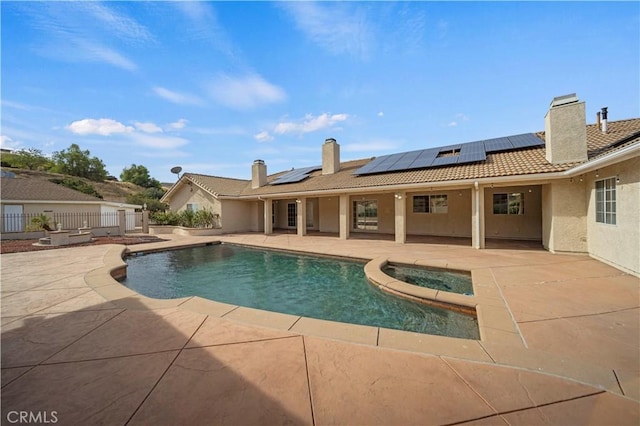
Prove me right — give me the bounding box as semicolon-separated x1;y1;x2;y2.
2;1;638;183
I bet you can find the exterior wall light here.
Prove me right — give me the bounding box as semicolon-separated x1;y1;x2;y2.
616;175;620;183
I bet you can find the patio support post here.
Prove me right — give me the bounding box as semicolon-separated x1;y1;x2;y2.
339;194;350;240
142;210;149;234
394;191;407;243
472;182;486;249
263;199;273;235
118;210;126;236
297;197;307;236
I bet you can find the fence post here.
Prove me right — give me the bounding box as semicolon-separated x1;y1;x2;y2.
142;210;149;234
118;210;126;236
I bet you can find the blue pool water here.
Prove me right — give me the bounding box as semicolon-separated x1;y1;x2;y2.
383;263;474;295
121;244;479;339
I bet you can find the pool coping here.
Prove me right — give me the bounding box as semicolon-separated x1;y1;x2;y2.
85;240;626;396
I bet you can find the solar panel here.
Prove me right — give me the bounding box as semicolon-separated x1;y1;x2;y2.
271;165;321;185
353;132;543;175
430;156;459;167
458;141;486;163
386;150;423;172
409;149;439;169
483;137;513;153
508;133;544;149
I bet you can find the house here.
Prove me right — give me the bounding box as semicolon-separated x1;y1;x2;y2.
0;176;142;234
161;94;640;276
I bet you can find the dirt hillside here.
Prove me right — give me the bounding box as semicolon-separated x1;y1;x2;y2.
0;168;155;203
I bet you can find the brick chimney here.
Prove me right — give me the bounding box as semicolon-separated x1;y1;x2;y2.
544;94;588;164
322;138;340;175
251;159;267;189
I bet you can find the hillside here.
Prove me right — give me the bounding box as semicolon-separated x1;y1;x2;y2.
0;167;157;203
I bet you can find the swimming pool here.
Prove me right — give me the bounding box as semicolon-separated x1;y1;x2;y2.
382;263;473;295
121;244;479;339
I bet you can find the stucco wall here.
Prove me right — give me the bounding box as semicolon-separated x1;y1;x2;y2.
586;157;640;275
6;203;102;215
220;200;254;233
484;185;542;240
169;185;221;216
406;189;472;237
541;181;588;253
319;196;339;233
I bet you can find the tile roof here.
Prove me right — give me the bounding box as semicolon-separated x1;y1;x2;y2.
168;118;640;200
1;177;104;202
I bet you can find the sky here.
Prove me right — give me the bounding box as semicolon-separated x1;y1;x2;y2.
2;1;639;183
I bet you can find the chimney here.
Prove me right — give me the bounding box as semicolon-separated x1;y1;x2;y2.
544;94;588;164
322;138;340;175
601;107;608;134
596;111;601;130
251;159;267;189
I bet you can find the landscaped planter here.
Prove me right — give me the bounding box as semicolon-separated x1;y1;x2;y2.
149;225;223;236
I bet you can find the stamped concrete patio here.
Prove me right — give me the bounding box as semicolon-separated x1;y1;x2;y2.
1;233;638;425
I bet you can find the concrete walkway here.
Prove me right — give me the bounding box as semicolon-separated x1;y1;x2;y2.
1;234;638;425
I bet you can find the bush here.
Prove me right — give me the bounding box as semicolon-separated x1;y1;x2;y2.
25;214;53;232
49;178;103;199
150;208;219;228
150;211;180;226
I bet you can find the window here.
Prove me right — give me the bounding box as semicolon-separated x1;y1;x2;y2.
596;178;616;224
186;203;198;212
287;203;297;227
493;193;524;215
412;195;448;214
353;200;378;230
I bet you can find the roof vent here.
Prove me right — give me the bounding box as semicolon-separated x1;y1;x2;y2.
550;93;578;107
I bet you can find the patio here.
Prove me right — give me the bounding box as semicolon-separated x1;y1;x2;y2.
1;233;638;425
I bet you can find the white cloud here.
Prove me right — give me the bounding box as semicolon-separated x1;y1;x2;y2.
0;135;22;150
128;133;189;149
281;2;373;59
447;113;469;127
153;87;204;106
206;73;286;110
254;131;274;143
274;113;348;135
67;118;134;136
79;2;153;44
134;121;163;133
167;119;188;130
377;112;384;117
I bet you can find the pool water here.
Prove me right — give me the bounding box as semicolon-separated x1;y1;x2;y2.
382;263;474;295
121;244;479;339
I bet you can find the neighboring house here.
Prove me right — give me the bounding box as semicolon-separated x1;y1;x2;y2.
162;94;640;276
0;176;141;232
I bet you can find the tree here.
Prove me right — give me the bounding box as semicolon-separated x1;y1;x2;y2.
51;144;108;181
120;164;161;188
1;148;53;170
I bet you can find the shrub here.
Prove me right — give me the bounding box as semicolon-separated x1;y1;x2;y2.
25;214;53;232
49;178;103;199
150;208;219;228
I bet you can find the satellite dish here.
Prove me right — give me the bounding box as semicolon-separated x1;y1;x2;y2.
170;166;182;180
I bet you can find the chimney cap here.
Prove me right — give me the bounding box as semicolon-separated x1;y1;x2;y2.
324;138;337;144
253;159;265;165
550;93;578;107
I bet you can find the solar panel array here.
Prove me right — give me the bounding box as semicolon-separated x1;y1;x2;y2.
270;165;322;185
354;133;543;175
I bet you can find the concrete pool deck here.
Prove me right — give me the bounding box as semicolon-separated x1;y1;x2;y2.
1;233;638;425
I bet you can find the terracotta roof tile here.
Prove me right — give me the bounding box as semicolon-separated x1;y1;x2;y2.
171;118;640;199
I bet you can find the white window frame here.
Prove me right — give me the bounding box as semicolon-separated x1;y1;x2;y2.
595;177;616;225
